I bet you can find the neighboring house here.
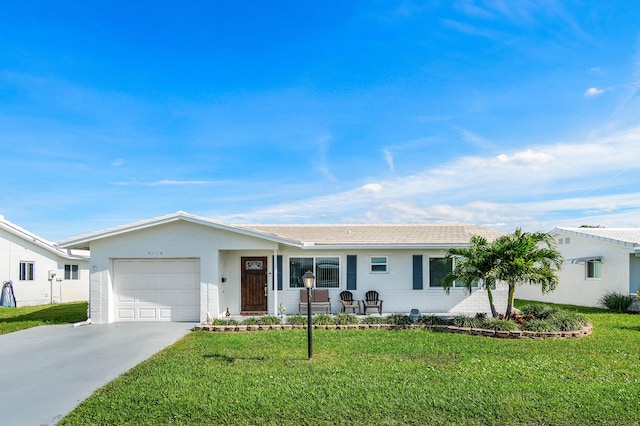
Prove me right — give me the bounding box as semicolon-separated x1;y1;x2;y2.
0;215;90;306
517;227;640;308
58;211;507;324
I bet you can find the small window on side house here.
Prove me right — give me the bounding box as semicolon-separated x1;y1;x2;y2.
65;264;79;280
586;259;602;279
370;256;388;273
19;262;35;281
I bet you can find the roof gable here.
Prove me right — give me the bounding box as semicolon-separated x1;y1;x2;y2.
554;227;640;249
0;216;88;260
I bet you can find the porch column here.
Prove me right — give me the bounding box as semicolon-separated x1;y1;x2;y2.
273;250;279;315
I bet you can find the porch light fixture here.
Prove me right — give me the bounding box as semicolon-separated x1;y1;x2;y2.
302;270;316;360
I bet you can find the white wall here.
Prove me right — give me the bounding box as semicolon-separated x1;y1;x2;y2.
0;228;88;306
517;232;631;307
87;221;278;323
271;248;508;316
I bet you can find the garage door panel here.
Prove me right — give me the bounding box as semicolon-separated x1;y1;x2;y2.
114;259;200;322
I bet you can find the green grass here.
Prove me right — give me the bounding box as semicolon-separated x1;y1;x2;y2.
61;300;640;425
0;302;88;334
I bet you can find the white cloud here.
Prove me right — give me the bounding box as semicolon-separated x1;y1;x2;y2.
584;87;604;97
361;183;383;194
229;126;640;230
110;158;124;166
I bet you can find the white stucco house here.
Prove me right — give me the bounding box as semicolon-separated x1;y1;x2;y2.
0;215;90;306
58;211;507;324
517;227;640;308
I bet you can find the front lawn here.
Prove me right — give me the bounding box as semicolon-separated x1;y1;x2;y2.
61;301;640;425
0;302;88;335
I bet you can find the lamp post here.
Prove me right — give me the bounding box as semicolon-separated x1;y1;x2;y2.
302;270;316;360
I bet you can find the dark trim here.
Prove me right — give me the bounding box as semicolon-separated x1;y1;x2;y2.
413;255;423;290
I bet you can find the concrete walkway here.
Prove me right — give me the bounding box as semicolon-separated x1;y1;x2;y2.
0;322;193;426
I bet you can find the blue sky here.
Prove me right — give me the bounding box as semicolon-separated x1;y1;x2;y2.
2;1;640;241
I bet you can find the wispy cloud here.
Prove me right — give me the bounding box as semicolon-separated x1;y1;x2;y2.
383;148;395;172
584;87;604;97
111;158;125;166
225;126;640;230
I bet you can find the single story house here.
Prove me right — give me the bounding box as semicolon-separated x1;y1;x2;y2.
0;215;89;306
517;227;640;309
58;211;507;324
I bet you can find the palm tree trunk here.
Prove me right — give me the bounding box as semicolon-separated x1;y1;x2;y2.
505;284;515;317
486;287;498;318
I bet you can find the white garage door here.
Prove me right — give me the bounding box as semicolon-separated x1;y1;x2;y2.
113;259;200;322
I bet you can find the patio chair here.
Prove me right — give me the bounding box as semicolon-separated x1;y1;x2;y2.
298;289;331;314
339;290;360;314
362;290;383;315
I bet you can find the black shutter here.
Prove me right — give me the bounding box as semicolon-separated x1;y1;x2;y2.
346;255;357;290
413;255;423;290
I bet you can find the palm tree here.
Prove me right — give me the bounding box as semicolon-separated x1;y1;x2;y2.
443;235;499;318
491;228;563;317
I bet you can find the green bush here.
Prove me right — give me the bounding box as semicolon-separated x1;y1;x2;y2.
418;315;447;326
550;311;588;331
313;314;335;325
286;314;307;325
451;315;482;328
519;304;559;319
335;313;359;325
360;315;385;324
257;315;281;325
241;317;259;325
522;319;557;332
482;318;519;331
387;313;413;325
211;319;239;326
598;291;636;313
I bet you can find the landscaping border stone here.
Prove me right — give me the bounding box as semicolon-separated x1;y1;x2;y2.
193;323;593;339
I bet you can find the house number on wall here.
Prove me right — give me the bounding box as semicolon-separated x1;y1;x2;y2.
148;251;164;256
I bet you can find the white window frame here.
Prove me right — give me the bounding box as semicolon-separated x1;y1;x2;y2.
586;259;602;279
64;264;79;280
19;261;35;281
288;256;341;289
370;256;388;273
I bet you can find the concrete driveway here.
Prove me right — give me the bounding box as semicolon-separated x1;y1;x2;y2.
0;322;193;426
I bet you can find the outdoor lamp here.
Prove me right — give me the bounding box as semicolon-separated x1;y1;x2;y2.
301;270;316;359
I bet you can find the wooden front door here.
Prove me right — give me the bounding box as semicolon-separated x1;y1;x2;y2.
241;256;268;313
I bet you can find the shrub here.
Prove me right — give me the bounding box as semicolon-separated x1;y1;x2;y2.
482;318;519;331
211;319;239;326
361;315;386;324
257;315;281;325
549;311;588;331
418;315;447;326
519;304;560;320
387;313;413;325
313;314;335;325
335;313;359;325
241;317;258;325
286;314;307;325
522;319;557;332
451;315;482;328
599;291;636;313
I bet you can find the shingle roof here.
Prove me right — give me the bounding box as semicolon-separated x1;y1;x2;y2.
556;227;640;247
236;224;503;247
